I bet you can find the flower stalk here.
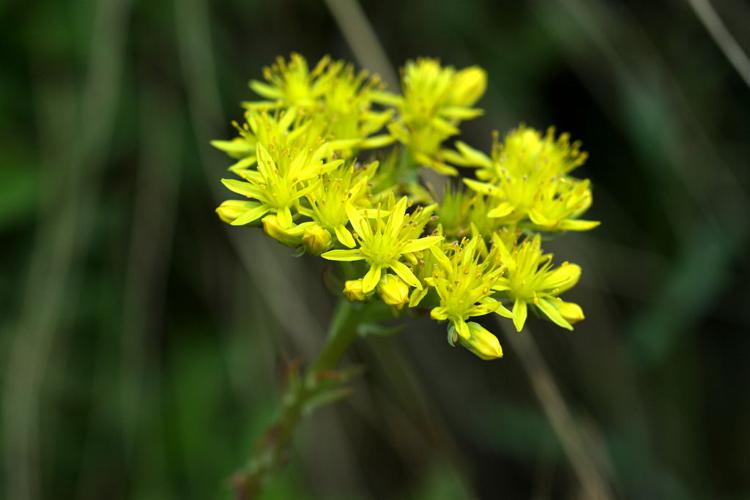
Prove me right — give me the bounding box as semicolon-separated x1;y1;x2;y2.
233;299;365;500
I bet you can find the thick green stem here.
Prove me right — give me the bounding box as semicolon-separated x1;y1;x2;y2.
311;300;359;372
233;299;360;500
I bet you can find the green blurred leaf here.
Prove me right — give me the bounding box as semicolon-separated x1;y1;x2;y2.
0;161;38;229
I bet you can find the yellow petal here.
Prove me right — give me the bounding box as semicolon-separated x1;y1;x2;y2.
276;206;293;228
334;225;356;248
430;307;449;321
494;303;513;319
359;134;395;149
541;263;581;293
230;204;270;226
389;261;422;289
385;197;409;237
455;141;492;168
321;249;364;262
249;80;283;99
453;319;471;340
362;265;382;293
429;245;453;273
409;287;429;307
463;178;498;196
512;299;527;332
535;298;573;331
221;179;263;199
346;204;371;239
558;219;600;231
488;202;514;219
401;236;443;254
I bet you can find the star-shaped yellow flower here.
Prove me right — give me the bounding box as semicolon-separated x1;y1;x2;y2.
322;197;442;293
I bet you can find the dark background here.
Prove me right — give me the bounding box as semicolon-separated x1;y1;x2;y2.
2;0;750;499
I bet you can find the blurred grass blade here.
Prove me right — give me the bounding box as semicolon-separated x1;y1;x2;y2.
2;0;132;499
687;0;750;89
500;320;615;500
323;0;398;88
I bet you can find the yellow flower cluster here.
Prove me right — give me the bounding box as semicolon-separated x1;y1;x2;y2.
214;54;598;361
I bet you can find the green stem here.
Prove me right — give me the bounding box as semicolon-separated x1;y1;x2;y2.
233;299;360;500
312;300;359;372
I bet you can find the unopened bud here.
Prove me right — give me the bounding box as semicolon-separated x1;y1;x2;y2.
216;200;254;224
302;225;333;255
450;66;487;106
459;322;503;360
262;215;306;247
343;279;368;302
557;299;585;324
377;274;409;309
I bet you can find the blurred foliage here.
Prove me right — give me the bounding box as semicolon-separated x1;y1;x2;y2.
2;0;750;499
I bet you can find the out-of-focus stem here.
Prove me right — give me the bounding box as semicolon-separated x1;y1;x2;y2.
3;1;131;499
233;300;360;500
687;0;750;90
312;301;360;372
500;321;614;500
322;0;398;88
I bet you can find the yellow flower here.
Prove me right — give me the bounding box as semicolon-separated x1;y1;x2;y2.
453;126;587;181
322;196;442;293
299;163;376;248
427;234;512;343
213;109;359;177
214;53;598;364
437;186;505;239
219;142;341;228
492;234;584;331
377;59;486;174
246;54;394;153
212;109;318;177
247;53;326;110
317;63;394;150
450;126;598;231
526;177;599;232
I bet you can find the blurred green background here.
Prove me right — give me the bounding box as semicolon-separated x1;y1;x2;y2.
2;0;750;499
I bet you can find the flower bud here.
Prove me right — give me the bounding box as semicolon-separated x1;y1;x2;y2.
262;215;306;247
302;225;333;255
459;322;503;360
377;274;409;309
557;299;585;324
216;200;254;224
450;66;487;106
343;279;367;302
